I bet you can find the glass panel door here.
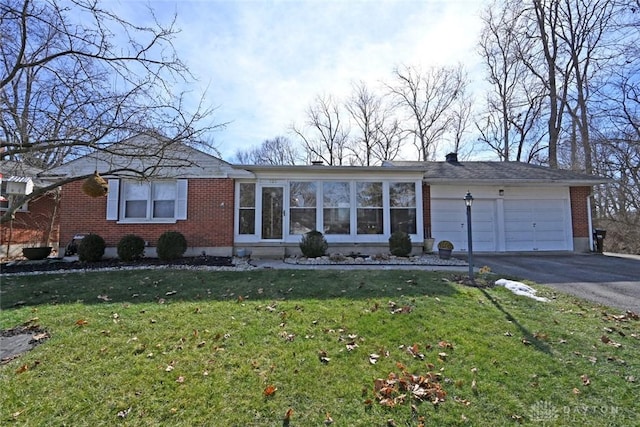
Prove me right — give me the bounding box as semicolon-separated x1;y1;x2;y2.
261;186;284;239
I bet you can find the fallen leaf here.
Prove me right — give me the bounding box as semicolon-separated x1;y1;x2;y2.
97;295;111;301
324;412;334;425
263;385;277;397
176;376;185;383
369;353;380;364
75;319;88;326
581;374;591;386
166;290;177;296
284;408;293;420
572;387;581;395
16;364;29;374
117;407;131;418
32;333;48;341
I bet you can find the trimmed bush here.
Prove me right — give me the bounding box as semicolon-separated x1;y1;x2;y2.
156;231;187;260
117;234;145;261
389;231;412;257
299;230;328;258
78;233;106;262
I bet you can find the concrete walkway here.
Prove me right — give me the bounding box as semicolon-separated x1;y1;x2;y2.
250;258;470;272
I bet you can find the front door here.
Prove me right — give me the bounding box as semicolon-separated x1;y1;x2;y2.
261;186;284;239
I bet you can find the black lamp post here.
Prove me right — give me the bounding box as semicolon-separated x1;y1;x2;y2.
464;192;474;283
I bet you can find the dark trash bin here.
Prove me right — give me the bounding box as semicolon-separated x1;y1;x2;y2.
593;229;606;253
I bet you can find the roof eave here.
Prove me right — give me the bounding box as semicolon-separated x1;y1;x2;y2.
424;178;610;186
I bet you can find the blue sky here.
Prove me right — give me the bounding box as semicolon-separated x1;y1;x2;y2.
116;0;485;161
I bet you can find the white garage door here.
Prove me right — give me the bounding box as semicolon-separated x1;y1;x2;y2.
431;199;496;252
504;199;570;251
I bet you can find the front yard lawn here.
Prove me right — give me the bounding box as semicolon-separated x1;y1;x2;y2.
1;269;638;426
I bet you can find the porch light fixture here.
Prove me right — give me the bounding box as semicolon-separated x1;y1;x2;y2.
464;191;474;283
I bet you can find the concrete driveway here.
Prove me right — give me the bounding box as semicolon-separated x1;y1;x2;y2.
474;253;640;312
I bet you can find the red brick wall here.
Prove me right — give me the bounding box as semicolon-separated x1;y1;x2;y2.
0;194;59;246
59;178;235;248
570;186;591;238
422;183;431;237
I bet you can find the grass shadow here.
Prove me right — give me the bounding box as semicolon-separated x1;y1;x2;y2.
479;287;553;355
0;268;459;310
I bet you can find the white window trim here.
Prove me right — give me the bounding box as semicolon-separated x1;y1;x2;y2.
234;179;423;244
106;178;187;223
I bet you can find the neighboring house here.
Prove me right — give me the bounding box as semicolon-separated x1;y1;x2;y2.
0;161;60;258
44;134;607;258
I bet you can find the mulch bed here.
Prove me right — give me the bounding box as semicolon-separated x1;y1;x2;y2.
0;256;233;275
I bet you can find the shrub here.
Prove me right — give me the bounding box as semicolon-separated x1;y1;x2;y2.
437;240;454;250
78;233;105;262
389;231;412;257
299;230;328;258
156;231;187;260
117;234;145;261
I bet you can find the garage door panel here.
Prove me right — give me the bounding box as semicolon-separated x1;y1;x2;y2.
504;200;569;251
432;199;496;252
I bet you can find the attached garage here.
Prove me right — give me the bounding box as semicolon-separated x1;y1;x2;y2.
429;184;576;253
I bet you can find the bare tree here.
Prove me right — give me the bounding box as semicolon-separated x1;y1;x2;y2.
476;0;546;162
387;64;467;161
233;136;302;165
291;95;351;165
345;82;381;166
345;81;406;165
0;0;220;223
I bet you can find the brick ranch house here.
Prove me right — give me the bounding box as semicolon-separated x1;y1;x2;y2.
43;134;607;258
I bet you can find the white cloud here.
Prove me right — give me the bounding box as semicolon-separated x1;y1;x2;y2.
115;0;485;161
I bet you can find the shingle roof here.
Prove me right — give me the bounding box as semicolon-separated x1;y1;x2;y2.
385;160;608;185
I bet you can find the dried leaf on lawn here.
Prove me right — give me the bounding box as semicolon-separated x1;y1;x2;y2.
263;385;277;397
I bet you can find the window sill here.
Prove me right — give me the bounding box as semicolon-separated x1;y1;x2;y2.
116;219;177;224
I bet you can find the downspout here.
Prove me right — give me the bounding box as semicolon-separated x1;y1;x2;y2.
587;195;594;252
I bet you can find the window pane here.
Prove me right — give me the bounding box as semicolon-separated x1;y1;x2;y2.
124;182;149;199
390;182;416;207
153;182;176;200
290;208;316;235
391;209;417;234
153;200;175;218
290;182;316;207
357;208;383;234
239;209;255;234
239;183;255;208
125;200;147;218
357;182;382;207
323;182;350;206
324;208;350;234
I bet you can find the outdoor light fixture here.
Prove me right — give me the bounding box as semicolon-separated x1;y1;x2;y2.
464;191;474;283
464;191;474;207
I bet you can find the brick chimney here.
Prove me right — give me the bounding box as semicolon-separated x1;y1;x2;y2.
445;152;458;163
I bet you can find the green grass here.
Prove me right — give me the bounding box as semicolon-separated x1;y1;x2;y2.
1;269;638;426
